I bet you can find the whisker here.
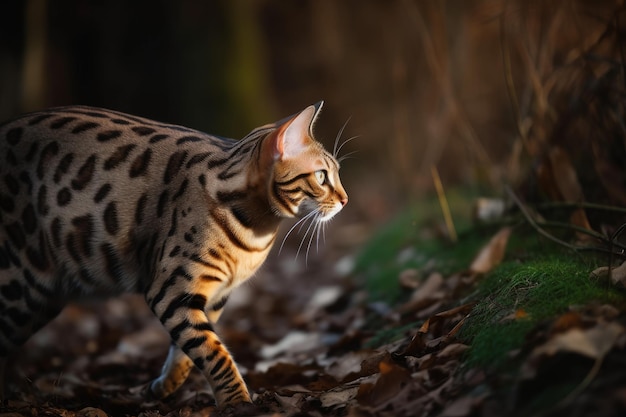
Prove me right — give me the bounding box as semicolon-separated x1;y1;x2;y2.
305;214;321;265
279;210;317;254
335;135;360;160
333;117;352;157
338;150;360;163
296;211;319;261
315;217;322;253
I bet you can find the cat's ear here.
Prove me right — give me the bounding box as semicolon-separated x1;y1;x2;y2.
271;101;323;161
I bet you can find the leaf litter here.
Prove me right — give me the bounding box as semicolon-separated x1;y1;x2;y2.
2;226;626;417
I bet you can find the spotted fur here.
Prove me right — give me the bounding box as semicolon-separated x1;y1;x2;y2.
0;102;347;406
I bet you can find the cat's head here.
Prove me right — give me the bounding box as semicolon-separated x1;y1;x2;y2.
261;102;348;222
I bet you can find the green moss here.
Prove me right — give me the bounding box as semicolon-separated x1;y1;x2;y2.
355;198;626;365
461;254;626;368
354;193;489;303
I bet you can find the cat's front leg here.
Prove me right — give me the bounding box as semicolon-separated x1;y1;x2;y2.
148;295;232;400
147;274;250;406
149;343;194;398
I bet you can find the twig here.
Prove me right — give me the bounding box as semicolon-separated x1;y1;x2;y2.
505;186;579;252
534;201;626;215
505;187;626;259
539;221;626;252
431;166;457;242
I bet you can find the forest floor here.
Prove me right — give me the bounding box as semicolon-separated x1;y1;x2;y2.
2;198;626;417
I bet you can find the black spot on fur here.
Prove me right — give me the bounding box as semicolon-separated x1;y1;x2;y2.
6;127;22;145
21;204;37;234
71;155;97;190
71;121;99;134
100;243;124;283
50;116;76;129
57;187;72;206
111;118;131;125
37;142;60;180
97;130;123;142
132;126;156;136
28;114;53;125
54;153;75;183
94;183;112;203
157;190;169;218
24;142;40;162
5;222;26;249
1;281;22;301
104;144;136;170
186;152;212;168
163;151;188;185
72;215;94;257
3;174;19;195
135;194;148;225
176;135;203;145
172;178;189;201
149;134;169;143
103;202;119;235
0;194;14;212
37;185;50;216
129;148;152;177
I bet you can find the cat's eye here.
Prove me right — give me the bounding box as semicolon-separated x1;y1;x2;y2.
314;170;326;185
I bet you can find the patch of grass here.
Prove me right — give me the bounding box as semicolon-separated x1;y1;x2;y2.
354;191;486;303
461;254;626;368
355;199;626;363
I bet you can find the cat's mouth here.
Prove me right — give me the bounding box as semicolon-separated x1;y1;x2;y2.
318;201;345;222
296;200;344;223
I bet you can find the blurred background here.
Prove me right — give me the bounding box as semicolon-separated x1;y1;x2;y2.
1;0;625;253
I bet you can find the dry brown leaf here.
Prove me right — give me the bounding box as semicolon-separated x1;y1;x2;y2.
398;268;421;289
324;350;375;382
550;311;583;333
437;343;470;360
591;261;626;288
500;308;531;322
399;272;445;314
355;358;412;407
524;321;625;377
469;227;512;274
439;395;484;417
319;386;360;408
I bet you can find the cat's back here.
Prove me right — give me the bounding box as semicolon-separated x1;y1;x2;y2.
0;106;235;293
0;106;234;178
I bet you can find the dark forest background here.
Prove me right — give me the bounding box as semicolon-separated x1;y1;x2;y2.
1;0;623;236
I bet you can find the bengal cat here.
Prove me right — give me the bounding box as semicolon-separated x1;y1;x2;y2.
0;102;348;406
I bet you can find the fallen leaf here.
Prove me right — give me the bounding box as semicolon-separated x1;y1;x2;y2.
524;321;625;377
274;392;305;412
469;227;512;274
500;308;531;322
259;331;321;359
439;395;483;417
590;261;626;288
550;311;583;333
399;272;445;314
356;358;412;407
320;386;360;408
325;350;376;381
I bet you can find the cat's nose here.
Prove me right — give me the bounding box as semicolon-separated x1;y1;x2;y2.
340;198;348;207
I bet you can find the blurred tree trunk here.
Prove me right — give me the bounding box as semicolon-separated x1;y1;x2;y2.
223;0;276;130
22;0;47;111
